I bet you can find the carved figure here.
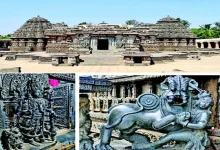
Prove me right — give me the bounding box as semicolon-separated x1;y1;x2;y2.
95;76;213;150
149;91;213;150
0;74;58;149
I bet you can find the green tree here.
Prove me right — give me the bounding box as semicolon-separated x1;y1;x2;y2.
191;24;216;39
212;22;220;38
199;24;213;39
176;18;191;28
78;22;91;25
126;20;139;27
0;34;11;39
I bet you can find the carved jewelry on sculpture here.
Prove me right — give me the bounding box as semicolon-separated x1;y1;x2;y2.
95;75;214;150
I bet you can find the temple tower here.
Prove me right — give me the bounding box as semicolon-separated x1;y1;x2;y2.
10;15;53;52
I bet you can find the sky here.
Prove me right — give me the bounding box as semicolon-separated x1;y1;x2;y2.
0;0;219;35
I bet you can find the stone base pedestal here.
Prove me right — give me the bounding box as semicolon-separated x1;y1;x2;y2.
142;61;151;66
125;61;134;66
52;57;59;66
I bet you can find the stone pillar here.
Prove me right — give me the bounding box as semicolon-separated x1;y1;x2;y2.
196;42;199;48
127;85;132;98
215;42;220;49
79;94;94;150
102;92;109;113
111;85;119;106
112;85;117;97
89;92;95;111
108;89;112;99
201;42;204;49
3;42;7;48
19;39;25;48
132;83;137;99
11;39;19;51
94;92;101;112
111;97;119;106
27;39;35;51
36;39;44;51
208;42;212;49
142;81;153;93
120;85;125;98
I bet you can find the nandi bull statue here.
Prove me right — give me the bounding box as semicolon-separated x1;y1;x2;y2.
95;75;214;150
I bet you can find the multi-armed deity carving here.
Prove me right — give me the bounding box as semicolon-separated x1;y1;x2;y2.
0;74;57;150
96;75;214;150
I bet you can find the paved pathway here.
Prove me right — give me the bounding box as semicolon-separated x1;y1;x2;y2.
0;56;220;73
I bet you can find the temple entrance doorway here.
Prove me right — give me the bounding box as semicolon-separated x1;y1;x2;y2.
97;39;109;50
133;57;142;63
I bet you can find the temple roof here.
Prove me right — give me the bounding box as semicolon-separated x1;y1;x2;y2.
11;15;197;39
157;15;179;23
11;15;53;39
27;15;49;22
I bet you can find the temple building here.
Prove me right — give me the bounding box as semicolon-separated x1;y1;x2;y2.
10;16;53;51
10;15;197;53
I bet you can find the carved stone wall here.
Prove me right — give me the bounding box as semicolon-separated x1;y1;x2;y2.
0;73;75;149
10;15;197;52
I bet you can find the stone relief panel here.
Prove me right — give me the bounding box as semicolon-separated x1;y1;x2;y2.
95;75;214;150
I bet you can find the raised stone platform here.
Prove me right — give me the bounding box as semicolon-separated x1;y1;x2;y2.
1;50;220;66
80;55;123;66
151;54;174;63
0;67;21;72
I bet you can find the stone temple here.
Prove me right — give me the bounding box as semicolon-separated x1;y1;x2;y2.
10;15;197;53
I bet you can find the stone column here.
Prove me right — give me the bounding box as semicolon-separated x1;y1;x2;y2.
132;83;137;99
215;42;220;49
79;94;94;150
208;42;212;49
196;42;199;48
120;85;125;98
94;92;101;112
36;39;44;51
11;39;19;51
102;92;109;113
3;42;7;48
19;39;25;48
111;85;119;106
112;85;117;97
89;92;95;111
127;85;132;98
27;39;35;51
201;42;204;49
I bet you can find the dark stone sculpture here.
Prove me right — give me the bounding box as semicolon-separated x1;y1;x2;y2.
95;75;214;150
80;94;94;150
0;74;57;150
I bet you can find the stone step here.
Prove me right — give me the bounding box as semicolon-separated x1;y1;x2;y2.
80;56;123;65
91;50;117;55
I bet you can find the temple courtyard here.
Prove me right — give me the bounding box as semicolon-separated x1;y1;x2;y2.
0;53;220;73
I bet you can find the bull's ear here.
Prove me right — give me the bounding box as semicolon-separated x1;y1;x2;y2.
160;78;169;90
